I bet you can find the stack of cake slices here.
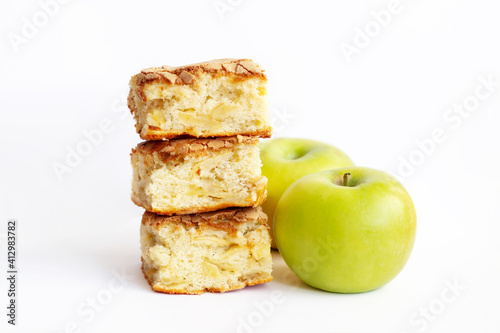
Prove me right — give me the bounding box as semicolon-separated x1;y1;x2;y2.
128;59;274;294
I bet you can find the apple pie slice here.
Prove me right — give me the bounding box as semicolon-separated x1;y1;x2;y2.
131;135;267;215
140;207;273;294
128;59;272;140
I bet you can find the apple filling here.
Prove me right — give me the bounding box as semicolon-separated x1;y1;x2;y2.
130;72;271;139
131;142;267;215
140;213;273;293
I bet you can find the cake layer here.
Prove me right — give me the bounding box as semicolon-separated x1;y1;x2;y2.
128;59;272;140
131;136;267;215
140;207;273;294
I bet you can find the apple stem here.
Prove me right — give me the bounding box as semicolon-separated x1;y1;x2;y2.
343;173;351;187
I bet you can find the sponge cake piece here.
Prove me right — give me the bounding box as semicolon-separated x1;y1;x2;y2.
128;59;272;140
140;207;273;294
131;135;267;215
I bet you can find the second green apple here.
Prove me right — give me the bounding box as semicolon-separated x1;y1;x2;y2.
259;138;354;248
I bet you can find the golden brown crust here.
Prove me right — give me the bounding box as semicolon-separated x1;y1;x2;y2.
132;191;267;217
132;59;266;87
131;135;259;160
142;206;267;227
139;127;273;141
141;259;273;295
127;89;135;115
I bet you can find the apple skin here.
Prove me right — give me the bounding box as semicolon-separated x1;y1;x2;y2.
274;167;417;293
259;138;354;248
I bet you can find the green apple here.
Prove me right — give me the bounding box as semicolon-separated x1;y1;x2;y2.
274;167;416;293
259;138;354;248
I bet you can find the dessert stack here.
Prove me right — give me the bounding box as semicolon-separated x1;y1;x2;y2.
127;59;273;294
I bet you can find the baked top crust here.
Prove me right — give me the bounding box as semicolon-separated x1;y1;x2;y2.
132;135;258;158
142;207;268;230
131;58;266;87
132;195;267;217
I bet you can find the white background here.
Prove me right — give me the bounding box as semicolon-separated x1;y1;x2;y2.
1;0;499;332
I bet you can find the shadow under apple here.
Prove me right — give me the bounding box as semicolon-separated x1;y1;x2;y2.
271;251;318;292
